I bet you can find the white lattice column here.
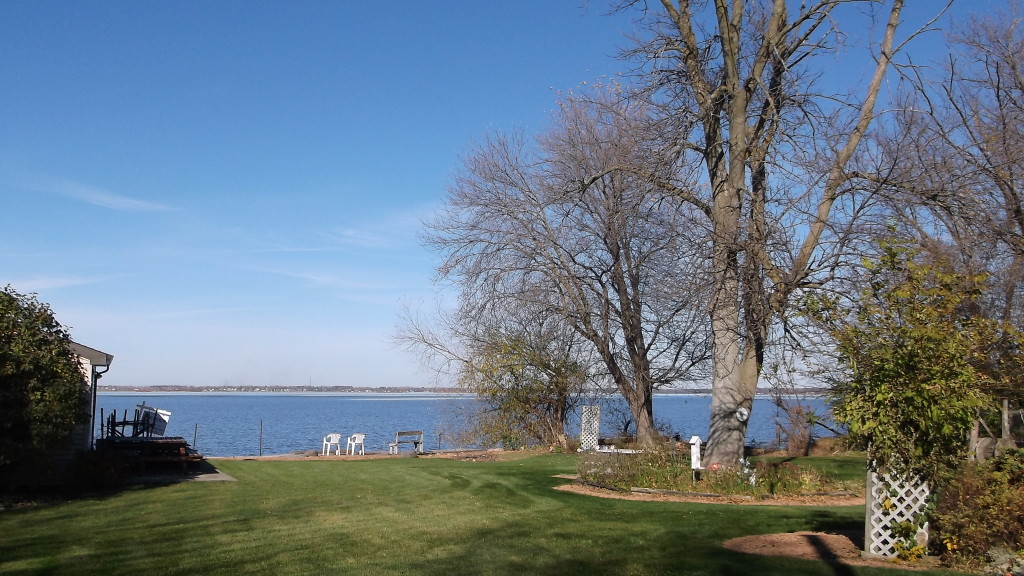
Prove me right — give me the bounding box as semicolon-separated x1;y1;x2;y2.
865;466;931;558
580;405;600;451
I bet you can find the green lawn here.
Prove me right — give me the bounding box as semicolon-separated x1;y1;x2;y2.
753;454;869;484
0;454;964;575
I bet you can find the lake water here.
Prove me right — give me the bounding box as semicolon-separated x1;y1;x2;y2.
96;392;834;457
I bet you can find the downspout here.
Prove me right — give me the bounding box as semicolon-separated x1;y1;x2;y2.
90;364;110;449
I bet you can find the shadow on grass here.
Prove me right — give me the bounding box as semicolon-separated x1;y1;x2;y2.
806;533;858;576
404;518;890;576
387;494;903;576
807;509;866;551
126;459;235;484
2;458;232;514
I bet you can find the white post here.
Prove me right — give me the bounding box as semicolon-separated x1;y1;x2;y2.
689;436;703;480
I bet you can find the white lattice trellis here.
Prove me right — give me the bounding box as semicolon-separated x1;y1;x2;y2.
580;405;600;451
865;467;931;558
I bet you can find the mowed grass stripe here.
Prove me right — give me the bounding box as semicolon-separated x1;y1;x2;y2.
0;455;963;575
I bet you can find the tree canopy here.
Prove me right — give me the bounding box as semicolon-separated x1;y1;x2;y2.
409;1;1024;461
460;330;586;451
608;0;909;463
807;240;1014;484
422;88;710;444
0;285;87;484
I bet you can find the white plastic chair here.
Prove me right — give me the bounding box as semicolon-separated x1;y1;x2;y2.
346;433;366;456
322;433;343;455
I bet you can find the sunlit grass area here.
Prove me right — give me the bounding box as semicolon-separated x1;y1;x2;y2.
0;454;963;575
754;454;869;484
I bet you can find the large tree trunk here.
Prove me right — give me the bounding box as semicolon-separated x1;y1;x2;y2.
701;1;759;465
607;361;657;445
631;386;657;445
703;231;762;465
704;342;760;466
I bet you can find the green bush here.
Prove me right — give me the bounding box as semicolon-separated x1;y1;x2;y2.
932;448;1024;573
1;286;89;485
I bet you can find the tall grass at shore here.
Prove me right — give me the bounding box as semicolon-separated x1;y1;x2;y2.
1;454;961;575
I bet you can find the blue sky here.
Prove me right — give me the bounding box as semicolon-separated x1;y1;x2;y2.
0;2;983;388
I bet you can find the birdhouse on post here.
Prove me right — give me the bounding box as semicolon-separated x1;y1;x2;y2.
689;435;704;481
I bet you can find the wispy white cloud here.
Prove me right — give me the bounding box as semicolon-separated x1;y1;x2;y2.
38;176;175;212
240;266;413;308
139;306;273;319
3;274;106;292
321;206;434;250
322;227;395;249
250;267;387;291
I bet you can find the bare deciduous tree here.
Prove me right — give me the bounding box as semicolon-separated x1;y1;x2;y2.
888;2;1024;327
424;89;711;444
878;4;1024;440
620;0;909;465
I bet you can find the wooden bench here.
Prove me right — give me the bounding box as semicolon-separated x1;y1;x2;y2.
388;430;424;454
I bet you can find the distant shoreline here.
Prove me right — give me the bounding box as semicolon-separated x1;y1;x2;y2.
99;385;829;396
99;385;461;394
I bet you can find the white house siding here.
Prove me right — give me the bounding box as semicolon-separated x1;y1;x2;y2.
51;344;111;480
75;356;95;449
49;358;95;475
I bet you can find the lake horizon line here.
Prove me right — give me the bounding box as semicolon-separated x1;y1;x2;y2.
99;384;829;397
